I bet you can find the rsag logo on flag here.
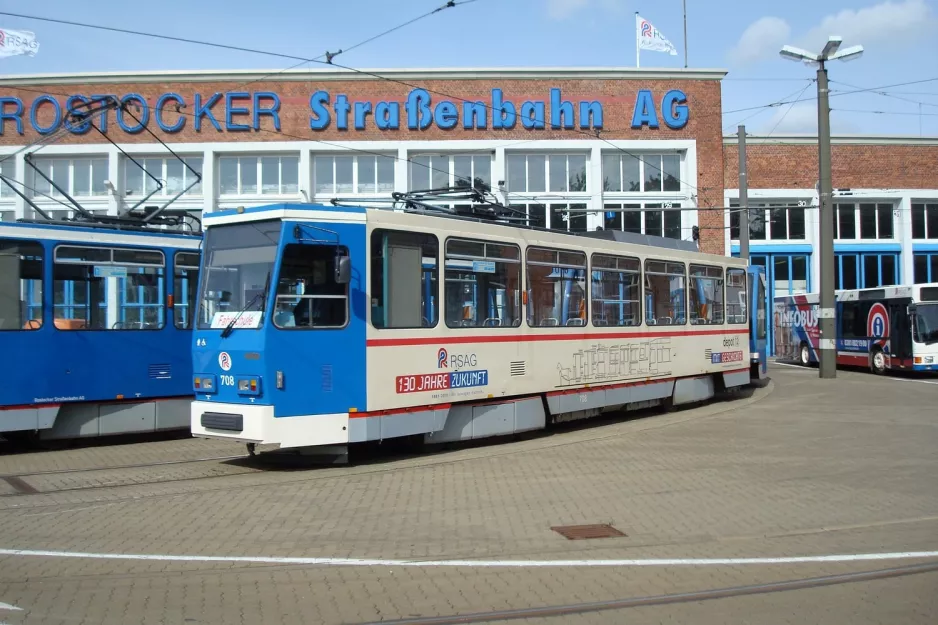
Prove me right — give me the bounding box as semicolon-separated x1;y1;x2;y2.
635;14;677;56
0;29;39;58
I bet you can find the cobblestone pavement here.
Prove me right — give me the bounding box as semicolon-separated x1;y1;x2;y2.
0;364;936;624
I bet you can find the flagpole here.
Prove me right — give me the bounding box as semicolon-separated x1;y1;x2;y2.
683;0;688;68
635;11;640;68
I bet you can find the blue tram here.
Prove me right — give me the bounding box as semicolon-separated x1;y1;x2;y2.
0;220;201;440
747;265;768;380
190;203;760;455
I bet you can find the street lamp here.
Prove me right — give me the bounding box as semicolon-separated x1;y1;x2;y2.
779;36;863;380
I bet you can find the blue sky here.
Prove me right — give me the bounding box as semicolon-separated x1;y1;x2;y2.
0;0;936;136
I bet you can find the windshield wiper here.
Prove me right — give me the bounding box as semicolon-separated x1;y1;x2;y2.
220;271;270;338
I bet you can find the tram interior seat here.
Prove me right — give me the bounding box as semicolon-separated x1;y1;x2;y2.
540;317;559;326
483;318;502;327
566;318;584;326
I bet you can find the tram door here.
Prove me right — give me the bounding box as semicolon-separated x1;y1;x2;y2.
747;266;768;379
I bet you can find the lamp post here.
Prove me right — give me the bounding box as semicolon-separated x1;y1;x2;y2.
779;37;863;379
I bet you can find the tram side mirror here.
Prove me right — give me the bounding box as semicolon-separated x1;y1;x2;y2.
334;254;351;285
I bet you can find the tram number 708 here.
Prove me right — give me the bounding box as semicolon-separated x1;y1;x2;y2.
220;375;235;386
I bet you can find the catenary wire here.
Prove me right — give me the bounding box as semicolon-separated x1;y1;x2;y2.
2;11;935;216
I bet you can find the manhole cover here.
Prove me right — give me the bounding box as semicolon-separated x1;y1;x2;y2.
550;524;626;540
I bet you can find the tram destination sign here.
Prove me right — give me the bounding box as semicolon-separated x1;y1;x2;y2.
0;87;690;136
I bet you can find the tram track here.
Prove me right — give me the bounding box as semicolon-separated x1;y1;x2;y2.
355;560;938;624
0;452;246;479
0;453;256;497
0;382;774;505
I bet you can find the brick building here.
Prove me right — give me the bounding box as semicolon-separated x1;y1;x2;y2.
0;67;726;252
1;67;936;301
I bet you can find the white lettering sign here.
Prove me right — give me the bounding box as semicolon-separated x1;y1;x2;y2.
210;311;263;329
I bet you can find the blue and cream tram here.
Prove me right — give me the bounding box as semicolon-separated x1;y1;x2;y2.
190;202;758;454
0;220;201;440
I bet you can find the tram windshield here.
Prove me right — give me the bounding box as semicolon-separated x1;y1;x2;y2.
197;221;281;330
912;304;938;344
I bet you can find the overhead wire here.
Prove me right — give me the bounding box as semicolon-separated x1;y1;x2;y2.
829;79;938;110
0;7;714;199
3;10;935;223
723;81;817;133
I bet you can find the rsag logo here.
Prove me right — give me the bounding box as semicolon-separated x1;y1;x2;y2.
867;303;889;349
218;351;232;372
436;347;477;369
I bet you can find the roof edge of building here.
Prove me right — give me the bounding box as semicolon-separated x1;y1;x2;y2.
722;134;938;146
0;66;728;86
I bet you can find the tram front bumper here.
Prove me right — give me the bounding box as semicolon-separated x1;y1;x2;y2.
190;401;350;448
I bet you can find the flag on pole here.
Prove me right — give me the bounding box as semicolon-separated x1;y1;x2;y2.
636;15;678;56
0;29;40;58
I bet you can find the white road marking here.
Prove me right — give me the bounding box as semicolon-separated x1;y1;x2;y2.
771;362;812;370
0;602;22;611
0;547;936;567
886;376;938;386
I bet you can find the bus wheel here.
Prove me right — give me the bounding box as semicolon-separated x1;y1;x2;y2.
870;349;887;375
799;342;811;366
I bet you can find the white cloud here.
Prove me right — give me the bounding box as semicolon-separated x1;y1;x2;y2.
728;17;791;65
547;0;589;20
729;0;934;65
799;0;932;50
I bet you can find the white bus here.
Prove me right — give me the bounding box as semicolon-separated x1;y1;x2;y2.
774;283;938;374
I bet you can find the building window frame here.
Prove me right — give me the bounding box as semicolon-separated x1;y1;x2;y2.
505;152;589;196
124;156;203;197
834;202;895;241
912;202;938;240
603;202;684;240
602;152;681;193
218;154;300;196
314;153;396;197
408;153;491;193
30;156;108;198
729;200;808;242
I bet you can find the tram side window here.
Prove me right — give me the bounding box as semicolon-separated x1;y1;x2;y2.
644;260;686;326
526;247;588;327
52;246;165;330
174;252;201;329
371;230;438;329
444;238;522;328
725;268;747;324
0;239;43;330
688;265;725;325
590;253;640;327
273;244;348;329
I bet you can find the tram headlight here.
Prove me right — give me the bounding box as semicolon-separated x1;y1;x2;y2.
237;376;261;395
193;374;217;393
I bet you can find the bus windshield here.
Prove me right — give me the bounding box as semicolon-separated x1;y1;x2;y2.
196;221;282;330
912;303;938;345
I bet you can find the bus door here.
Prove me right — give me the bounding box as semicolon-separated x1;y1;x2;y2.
889;299;914;369
747;266;768;379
